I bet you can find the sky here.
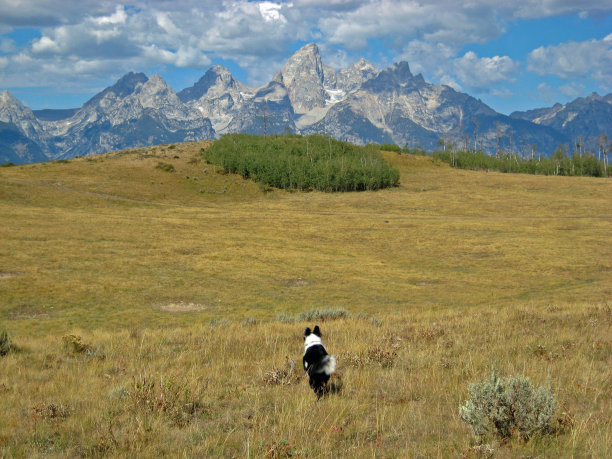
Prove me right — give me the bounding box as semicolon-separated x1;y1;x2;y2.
0;0;611;114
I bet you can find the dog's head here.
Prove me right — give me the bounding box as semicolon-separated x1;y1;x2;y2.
303;325;323;353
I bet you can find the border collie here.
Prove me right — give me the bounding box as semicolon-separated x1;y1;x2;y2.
303;325;337;398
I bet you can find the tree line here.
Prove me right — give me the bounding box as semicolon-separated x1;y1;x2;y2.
379;136;611;178
204;134;400;192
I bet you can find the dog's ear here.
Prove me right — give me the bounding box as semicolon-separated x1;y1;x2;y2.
304;327;311;338
313;325;321;337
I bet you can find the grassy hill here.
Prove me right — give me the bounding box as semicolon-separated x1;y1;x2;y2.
0;141;610;457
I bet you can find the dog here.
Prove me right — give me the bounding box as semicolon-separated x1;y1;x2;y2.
303;325;338;398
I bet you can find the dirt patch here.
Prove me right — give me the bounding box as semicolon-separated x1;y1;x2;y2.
0;272;18;279
8;305;53;320
285;277;310;288
157;302;207;312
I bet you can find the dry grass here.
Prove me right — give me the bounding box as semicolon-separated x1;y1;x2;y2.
0;141;610;457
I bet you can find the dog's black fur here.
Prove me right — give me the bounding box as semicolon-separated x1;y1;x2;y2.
303;325;337;398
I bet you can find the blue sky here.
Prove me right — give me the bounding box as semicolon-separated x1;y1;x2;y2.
0;1;610;114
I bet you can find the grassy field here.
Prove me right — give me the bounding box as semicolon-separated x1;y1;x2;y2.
0;141;610;457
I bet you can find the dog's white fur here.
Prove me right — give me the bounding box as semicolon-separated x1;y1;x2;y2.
304;333;322;353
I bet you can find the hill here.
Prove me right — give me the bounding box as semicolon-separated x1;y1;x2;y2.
0;142;610;457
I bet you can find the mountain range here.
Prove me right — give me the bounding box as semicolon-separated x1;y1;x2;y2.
1;43;610;165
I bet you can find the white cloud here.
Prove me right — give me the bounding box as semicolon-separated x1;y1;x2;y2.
527;34;612;90
559;82;586;99
92;5;127;26
258;2;289;23
0;37;17;52
491;87;516;98
412;48;520;93
399;40;456;77
453;52;519;90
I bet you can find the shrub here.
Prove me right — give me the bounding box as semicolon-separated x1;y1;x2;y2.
0;328;12;356
297;307;350;322
262;357;299;386
459;370;557;441
379;143;402;153
275;308;350;323
62;334;92;355
129;374;203;427
156;161;175;172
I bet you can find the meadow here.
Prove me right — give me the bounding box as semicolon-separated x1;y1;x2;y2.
0;141;610;457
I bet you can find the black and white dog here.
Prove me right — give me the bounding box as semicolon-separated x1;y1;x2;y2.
303;325;337;398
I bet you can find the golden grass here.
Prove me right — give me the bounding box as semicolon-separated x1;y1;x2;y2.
0;141;610;457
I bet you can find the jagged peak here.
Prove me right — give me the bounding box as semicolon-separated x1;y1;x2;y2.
390;61;413;78
585;92;602;101
85;71;148;107
178;65;241;102
297;42;319;54
352;57;376;71
0;89;22;105
209;64;231;74
109;72;148;96
145;73;168;87
283;43;322;72
362;61;415;90
271;70;284;84
0;90;34;117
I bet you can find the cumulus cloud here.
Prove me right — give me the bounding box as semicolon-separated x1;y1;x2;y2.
400;42;518;93
559;82;586;99
452;51;519;90
398;40;456;77
527;34;612;90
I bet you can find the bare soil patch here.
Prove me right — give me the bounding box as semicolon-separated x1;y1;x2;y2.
157;302;207;312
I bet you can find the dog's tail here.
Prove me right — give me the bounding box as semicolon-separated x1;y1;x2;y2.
322;355;336;376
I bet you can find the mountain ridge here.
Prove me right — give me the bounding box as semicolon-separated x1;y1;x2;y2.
1;43;609;165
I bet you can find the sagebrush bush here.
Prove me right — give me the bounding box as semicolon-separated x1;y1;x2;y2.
156;161;175;172
459;370;557;441
297;307;350;322
62;334;92;355
274;308;350;323
0;328;11;356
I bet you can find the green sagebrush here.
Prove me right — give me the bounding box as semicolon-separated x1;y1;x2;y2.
204;134;400;192
0;328;11;356
459;370;557;441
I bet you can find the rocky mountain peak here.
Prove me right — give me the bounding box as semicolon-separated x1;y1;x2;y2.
0;90;30;114
131;74;184;112
178;65;243;103
1;89;17;105
110;72;148;98
0;90;40;133
362;61;417;92
84;71;148;111
336;58;378;92
281;42;326;113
